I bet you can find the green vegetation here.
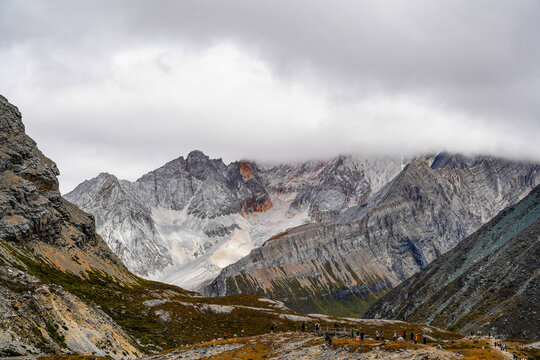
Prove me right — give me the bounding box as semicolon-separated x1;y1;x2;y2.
45;322;67;348
0;240;306;353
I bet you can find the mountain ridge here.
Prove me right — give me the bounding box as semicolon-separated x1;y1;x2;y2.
365;184;540;340
66;151;404;288
203;157;540;316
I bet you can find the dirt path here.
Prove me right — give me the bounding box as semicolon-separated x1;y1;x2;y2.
486;337;514;360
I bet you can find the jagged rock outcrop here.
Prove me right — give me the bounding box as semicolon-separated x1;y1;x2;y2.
365;185;540;340
203;155;540;317
66;153;403;288
0;95;133;280
0;95;140;357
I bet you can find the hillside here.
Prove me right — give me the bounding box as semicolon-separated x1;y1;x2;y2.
365;184;540;340
203;157;539;317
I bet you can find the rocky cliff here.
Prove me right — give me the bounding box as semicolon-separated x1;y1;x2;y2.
203;155;540;317
66;152;403;289
0;94;141;357
365;184;540;340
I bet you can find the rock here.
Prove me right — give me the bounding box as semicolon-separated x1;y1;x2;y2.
366;185;540;340
35;286;50;295
206;157;539;316
65;153;403;289
0;95;139;358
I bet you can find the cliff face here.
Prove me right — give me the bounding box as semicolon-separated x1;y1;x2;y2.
0;95;140;357
66;152;403;289
0;95;133;280
203;157;540;317
365;185;540;340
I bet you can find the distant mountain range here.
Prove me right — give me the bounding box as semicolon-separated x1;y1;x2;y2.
203;155;540;316
366;184;540;340
3;92;537;358
68;141;540;318
65;153;404;288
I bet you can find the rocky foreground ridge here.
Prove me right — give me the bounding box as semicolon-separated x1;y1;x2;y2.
204;154;540;317
0;94;140;356
365;184;540;340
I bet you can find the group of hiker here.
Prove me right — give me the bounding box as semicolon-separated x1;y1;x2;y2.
301;322;427;345
494;339;507;351
493;339;527;360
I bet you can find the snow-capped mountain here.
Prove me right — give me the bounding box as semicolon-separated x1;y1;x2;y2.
65;151;403;289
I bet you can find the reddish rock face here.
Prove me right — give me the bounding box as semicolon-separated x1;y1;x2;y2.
239;162;255;182
242;194;273;214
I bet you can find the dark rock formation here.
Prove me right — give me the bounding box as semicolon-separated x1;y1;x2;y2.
366;185;540;340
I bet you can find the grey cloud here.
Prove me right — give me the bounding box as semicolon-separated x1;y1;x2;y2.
0;0;539;193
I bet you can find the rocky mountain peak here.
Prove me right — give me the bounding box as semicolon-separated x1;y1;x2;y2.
430;152;481;169
0;94;129;279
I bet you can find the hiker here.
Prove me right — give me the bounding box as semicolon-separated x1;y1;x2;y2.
356;330;360;340
270;325;274;334
224;332;227;340
302;322;306;332
325;333;333;346
361;331;364;341
334;323;340;334
414;333;418;344
376;330;379;340
315;322;320;334
382;332;385;341
351;328;355;338
410;332;414;342
402;331;405;339
423;335;427;344
393;332;397;341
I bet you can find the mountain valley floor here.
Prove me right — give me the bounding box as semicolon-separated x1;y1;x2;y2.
24;333;540;360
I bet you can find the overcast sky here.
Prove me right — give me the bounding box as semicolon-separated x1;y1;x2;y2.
1;1;539;193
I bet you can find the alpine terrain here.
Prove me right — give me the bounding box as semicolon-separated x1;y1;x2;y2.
1;94;432;358
65;153;404;289
365;184;540;340
204;155;539;316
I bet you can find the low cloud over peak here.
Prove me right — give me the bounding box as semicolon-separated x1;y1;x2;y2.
1;0;539;193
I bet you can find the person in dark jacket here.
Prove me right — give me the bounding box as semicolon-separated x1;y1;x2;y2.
325;333;333;346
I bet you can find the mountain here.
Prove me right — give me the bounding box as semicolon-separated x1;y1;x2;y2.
365;184;540;340
0;95;404;357
0;94;141;357
65;153;404;289
203;155;540;317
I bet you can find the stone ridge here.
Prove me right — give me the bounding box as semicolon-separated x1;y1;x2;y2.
65;150;404;285
0;95;143;357
203;158;540;317
0;94;130;280
365;184;540;340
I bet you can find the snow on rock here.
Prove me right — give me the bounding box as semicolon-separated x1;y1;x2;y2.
143;299;169;307
65;153;403;290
